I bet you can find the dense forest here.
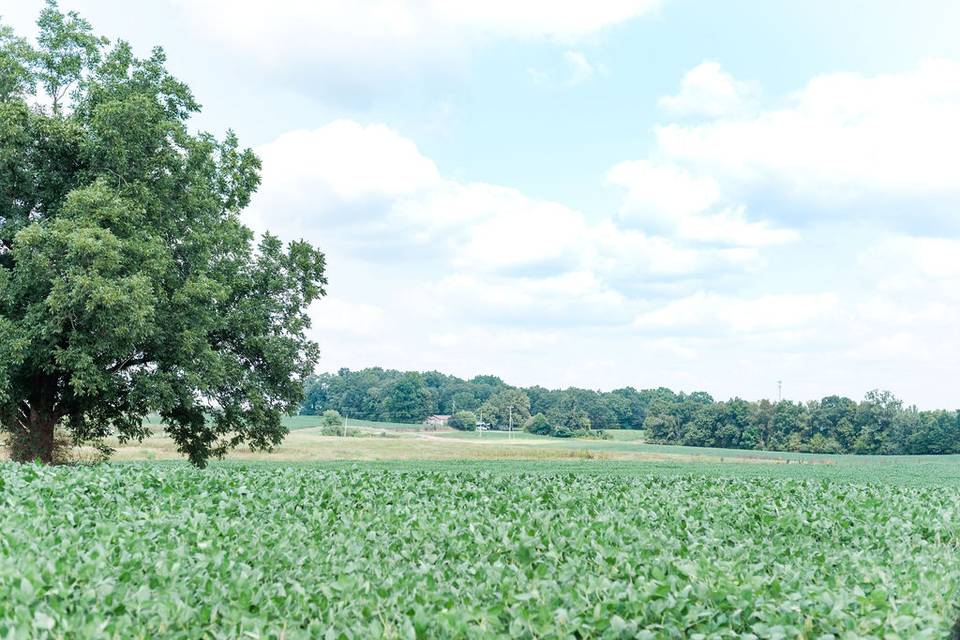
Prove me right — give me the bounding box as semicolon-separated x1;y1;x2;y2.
302;368;960;455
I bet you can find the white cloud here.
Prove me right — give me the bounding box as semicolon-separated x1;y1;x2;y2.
428;327;564;352
173;0;658;101
608;57;960;265
434;0;662;40
851;236;960;371
528;51;602;89
844;332;936;364
607;160;798;246
859;236;960;283
433;271;630;326
309;298;386;337
564;51;596;85
652;59;960;223
659;61;754;118
856;298;957;328
587;222;763;278
256;120;440;202
453;190;588;273
245;121;442;241
247;120;768;288
632;291;841;334
608;160;721;221
527;67;550;86
177;0;661;47
673;209;799;247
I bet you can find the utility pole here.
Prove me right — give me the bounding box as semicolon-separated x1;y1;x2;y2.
343;411;348;437
479;409;483;437
777;381;782;403
509;405;513;439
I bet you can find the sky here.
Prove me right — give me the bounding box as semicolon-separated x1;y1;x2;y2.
5;1;960;407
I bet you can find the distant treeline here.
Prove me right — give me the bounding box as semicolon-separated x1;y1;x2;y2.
302;368;960;454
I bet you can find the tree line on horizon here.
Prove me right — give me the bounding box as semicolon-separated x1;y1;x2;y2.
302;368;960;455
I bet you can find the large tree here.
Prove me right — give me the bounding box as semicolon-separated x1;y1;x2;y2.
0;3;326;466
382;373;434;423
480;389;530;430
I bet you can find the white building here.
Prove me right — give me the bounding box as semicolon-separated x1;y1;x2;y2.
424;415;451;427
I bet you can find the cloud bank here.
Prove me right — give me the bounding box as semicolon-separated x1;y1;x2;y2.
244;59;960;406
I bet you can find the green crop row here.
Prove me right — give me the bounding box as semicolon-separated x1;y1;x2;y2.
2;463;959;638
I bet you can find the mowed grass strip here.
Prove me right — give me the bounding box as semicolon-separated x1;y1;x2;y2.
102;429;817;465
1;463;959;638
144;415;427;432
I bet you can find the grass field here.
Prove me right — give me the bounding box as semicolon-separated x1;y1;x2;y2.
145;415;362;432
14;417;960;474
4;419;960;637
100;427;841;465
341;417;438;431
431;430;555;440
603;429;647;441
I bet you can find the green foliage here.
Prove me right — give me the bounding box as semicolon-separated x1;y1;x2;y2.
300;368;651;431
480;388;530;430
447;410;477;431
320;410;344;427
319;424;361;437
382;373;434;423
301;369;960;454
0;5;326;466
1;462;959;637
34;0;107;113
525;410;604;439
0;23;35;100
524;412;552;435
301;369;504;422
649;390;960;456
547;406;592;438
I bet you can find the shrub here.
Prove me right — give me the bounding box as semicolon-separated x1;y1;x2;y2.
575;429;610;440
320;424;361;437
448;411;478;431
321;410;345;427
548;408;592;438
524;413;552;435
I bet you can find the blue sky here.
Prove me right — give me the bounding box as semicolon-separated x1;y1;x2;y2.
6;1;960;406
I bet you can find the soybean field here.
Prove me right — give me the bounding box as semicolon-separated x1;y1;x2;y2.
2;461;959;638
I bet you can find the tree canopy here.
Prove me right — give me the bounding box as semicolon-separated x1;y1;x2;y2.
0;3;326;466
479;389;531;430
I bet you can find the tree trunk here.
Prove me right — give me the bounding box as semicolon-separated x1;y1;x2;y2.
9;381;59;464
9;412;56;464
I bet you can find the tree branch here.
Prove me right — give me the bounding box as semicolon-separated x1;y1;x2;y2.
107;354;151;374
